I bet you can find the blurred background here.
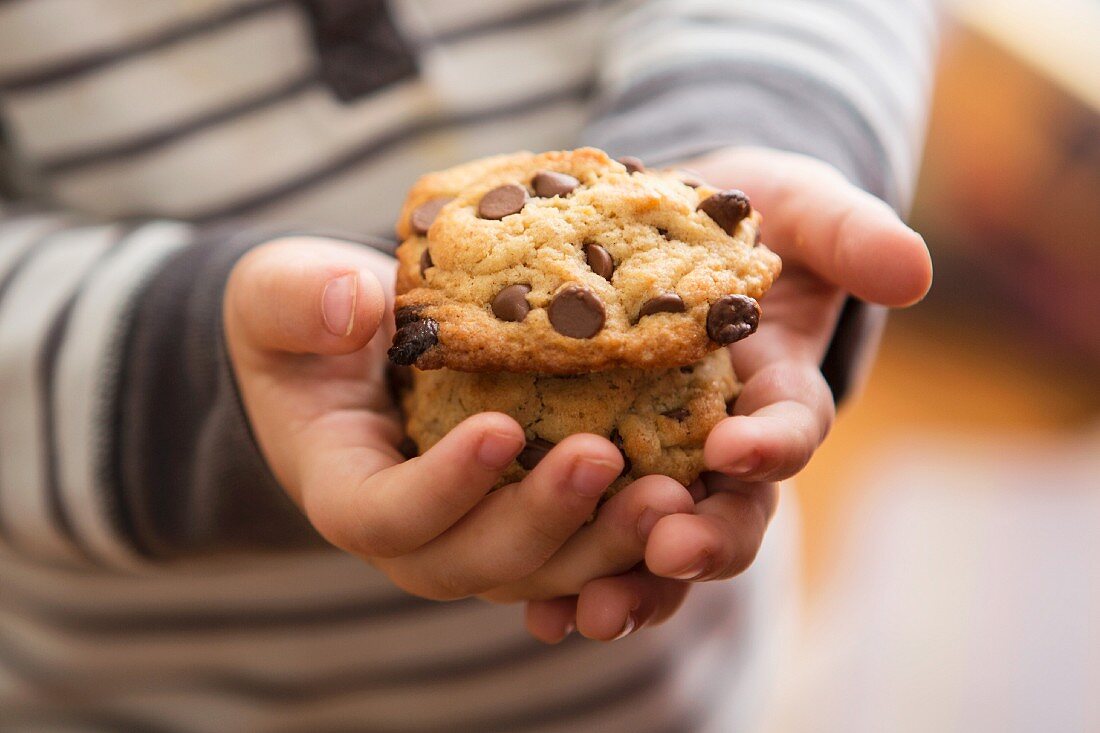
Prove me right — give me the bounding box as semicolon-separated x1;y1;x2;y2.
766;0;1099;730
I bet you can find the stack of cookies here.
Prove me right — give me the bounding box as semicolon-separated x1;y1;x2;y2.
389;148;781;495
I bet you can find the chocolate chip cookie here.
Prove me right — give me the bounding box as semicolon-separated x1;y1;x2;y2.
389;148;781;374
400;349;739;494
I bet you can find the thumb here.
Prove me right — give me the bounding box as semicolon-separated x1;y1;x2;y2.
225;236;387;357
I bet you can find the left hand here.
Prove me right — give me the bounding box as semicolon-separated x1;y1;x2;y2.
526;147;933;642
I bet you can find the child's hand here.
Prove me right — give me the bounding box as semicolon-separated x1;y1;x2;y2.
527;147;933;642
224;237;695;603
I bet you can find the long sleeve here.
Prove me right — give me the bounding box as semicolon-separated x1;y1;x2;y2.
0;212;347;570
583;0;938;400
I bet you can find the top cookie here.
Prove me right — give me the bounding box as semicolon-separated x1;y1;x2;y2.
389;148;781;374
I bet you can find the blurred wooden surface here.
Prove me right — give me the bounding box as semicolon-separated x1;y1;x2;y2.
792;305;1099;596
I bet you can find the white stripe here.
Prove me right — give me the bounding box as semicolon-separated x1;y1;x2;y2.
255;97;588;233
0;215;69;279
48;12;597;219
3;3;312;160
0;224;118;563
53;220;193;569
0;0;266;81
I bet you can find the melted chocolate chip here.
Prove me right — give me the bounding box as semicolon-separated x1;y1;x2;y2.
491;284;532;322
619;156;645;174
388;317;439;366
698;189;752;234
409;197;453;235
637;293;686;319
517;438;555;470
583;242;614;280
398;436;419;459
478;184;528;220
548;285;606;339
387;364;413;394
532;171;579;198
680;365;694;374
394;306;423;330
706;295;760;345
662;407;691;421
609;429;631;477
419;248;433;277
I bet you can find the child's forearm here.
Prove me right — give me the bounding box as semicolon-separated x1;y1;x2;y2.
0;213;390;568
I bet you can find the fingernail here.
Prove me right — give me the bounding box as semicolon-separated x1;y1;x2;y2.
671;556;710;581
636;508;668;543
559;622;576;642
723;453;760;477
477;431;524;470
612;615;636;641
570;457;621;498
322;273;358;337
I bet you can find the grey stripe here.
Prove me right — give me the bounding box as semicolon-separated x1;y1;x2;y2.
35;223;142;562
193;78;595;221
0;709;177;733
1;591;466;635
39;69;320;174
0;0;291;92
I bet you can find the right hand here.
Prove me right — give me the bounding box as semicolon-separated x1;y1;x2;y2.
224;236;695;605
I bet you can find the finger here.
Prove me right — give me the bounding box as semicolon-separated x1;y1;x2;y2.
525;597;577;644
696;148;933;307
483;475;695;602
645;476;778;582
704;359;834;481
382;434;623;600
301;412;525;559
575;569;690;641
225;236;388;361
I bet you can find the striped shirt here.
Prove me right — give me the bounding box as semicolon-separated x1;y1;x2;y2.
0;1;935;730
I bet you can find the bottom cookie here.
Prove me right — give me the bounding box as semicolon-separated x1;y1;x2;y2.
401;349;739;495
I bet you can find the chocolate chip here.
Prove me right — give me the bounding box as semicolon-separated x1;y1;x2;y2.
619;156;645;174
698;189;752;234
656;227;671;239
478;184;528;220
419;249;433;276
583;242;614;280
387;364;413;394
548;285;605;339
491;284;532;322
398;436;419;459
532;171;579;198
394;305;423;330
706;295;761;345
517;438;555;470
409;197;453;235
637;293;685;319
662;407;691;421
388;317;439;366
609;429;631;477
679;365;694;374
